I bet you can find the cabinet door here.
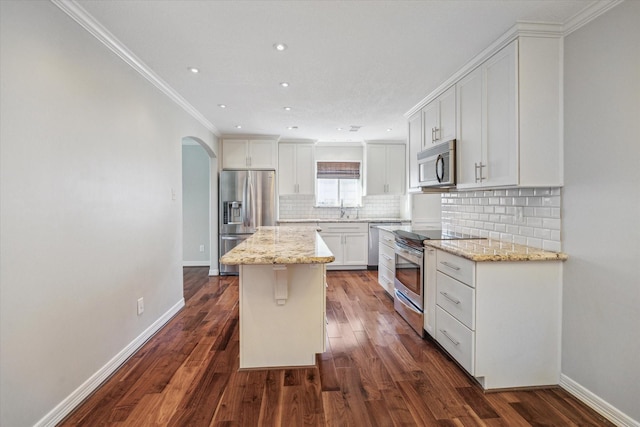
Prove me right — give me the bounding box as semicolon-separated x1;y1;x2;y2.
248;140;276;169
278;143;296;195
385;144;405;194
438;86;456;142
424;247;437;337
222;139;248;169
483;41;518;187
422;101;438;146
295;144;315;195
456;67;483;189
320;233;343;265
366;144;387;195
407;111;422;190
343;233;368;266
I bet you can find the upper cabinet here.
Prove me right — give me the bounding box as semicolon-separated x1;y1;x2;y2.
406;25;563;191
456;37;562;189
407;111;422;190
366;143;405;195
278;142;315;195
423;86;456;146
222;139;277;170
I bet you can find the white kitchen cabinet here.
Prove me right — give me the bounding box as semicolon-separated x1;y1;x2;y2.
407;111;422;190
222;139;277;170
366;143;405;195
278;142;315;195
423;246;437;337
456;37;562;189
433;249;562;390
377;229;396;295
423;86;456;146
320;223;368;270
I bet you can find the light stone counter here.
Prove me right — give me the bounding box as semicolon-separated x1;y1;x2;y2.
220;226;335;265
278;218;409;224
424;239;568;262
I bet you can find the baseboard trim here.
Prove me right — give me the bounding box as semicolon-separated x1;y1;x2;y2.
560;374;639;427
34;299;185;427
209;268;220;276
183;261;210;267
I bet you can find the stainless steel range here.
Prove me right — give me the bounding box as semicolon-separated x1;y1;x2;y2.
392;229;480;337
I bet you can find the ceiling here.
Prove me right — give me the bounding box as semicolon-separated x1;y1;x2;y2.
76;0;595;143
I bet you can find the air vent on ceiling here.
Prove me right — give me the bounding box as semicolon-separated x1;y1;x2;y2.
349;125;362;132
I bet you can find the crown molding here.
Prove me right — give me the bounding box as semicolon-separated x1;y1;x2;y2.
50;0;220;136
562;0;624;36
404;21;564;118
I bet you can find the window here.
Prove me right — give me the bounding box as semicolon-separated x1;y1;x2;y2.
315;161;362;207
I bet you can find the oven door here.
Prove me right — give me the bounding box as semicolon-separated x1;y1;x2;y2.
394;243;423;310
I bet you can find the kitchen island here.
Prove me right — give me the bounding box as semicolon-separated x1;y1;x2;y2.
220;226;334;369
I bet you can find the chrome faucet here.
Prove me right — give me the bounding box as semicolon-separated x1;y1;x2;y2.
340;200;346;218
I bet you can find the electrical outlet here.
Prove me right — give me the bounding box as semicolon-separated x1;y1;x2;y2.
199;244;205;252
137;297;144;316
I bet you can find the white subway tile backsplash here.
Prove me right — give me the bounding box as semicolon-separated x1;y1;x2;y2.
442;187;562;251
278;194;404;220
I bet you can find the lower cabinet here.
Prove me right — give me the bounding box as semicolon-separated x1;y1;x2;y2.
432;249;562;390
319;223;368;270
377;229;396;295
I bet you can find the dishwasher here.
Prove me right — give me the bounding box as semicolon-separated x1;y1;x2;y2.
368;221;408;269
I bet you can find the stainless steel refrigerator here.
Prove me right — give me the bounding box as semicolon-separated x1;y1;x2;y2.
219;170;276;275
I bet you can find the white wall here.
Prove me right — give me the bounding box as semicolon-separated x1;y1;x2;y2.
562;1;640;423
182;144;211;265
0;2;216;426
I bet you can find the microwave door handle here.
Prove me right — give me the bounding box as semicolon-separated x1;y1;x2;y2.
436;154;445;183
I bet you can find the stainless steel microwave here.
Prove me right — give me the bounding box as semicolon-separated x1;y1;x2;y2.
417;139;456;189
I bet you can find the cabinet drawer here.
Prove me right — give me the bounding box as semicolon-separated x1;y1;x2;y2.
378;265;394;294
436;306;475;375
323;222;368;233
379;243;395;271
436;272;475;329
379;229;396;248
436;250;475;287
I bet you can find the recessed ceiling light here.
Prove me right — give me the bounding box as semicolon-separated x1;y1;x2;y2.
187;67;199;73
218;104;227;109
386;128;392;132
283;106;292;111
280;82;289;88
287;126;298;130
273;43;288;51
337;127;344;131
235;125;242;129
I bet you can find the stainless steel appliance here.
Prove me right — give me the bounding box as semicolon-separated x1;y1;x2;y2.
367;221;408;269
417;139;456;189
219;170;276;275
393;229;480;337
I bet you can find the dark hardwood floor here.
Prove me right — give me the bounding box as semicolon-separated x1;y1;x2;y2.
60;268;613;426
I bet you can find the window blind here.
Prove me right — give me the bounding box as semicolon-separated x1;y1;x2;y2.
316;161;361;179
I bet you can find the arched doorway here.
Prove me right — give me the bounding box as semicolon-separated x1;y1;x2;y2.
181;136;219;275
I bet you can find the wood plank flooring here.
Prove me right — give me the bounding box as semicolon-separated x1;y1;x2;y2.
59;268;614;426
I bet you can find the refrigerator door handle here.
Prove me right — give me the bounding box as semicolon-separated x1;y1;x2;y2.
242;174;249;227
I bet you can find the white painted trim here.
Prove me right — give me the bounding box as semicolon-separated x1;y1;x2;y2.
560;374;639;427
34;299;185;427
404;22;562;118
183;261;211;267
562;0;624;36
209;268;220;276
50;0;219;136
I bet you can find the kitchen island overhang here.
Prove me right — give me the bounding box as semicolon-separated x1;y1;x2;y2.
220;226;334;369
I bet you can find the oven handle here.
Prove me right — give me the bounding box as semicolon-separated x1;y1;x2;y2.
394;243;423;259
394;289;422;315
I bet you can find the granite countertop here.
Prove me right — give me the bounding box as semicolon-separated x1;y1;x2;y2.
278;218;410;224
220;226;335;265
425;239;568;262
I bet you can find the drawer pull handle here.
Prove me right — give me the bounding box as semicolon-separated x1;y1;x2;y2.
382;254;392;261
440;329;460;346
440;261;461;271
440;292;461;305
